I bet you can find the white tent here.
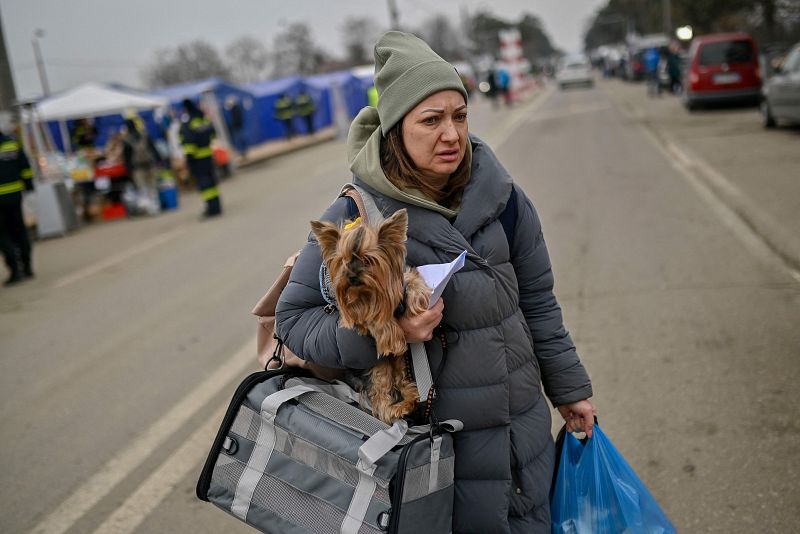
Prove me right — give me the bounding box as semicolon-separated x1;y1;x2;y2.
35;82;167;121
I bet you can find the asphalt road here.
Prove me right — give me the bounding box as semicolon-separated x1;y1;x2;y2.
1;80;798;534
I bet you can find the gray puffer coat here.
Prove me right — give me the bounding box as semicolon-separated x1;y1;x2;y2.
276;135;592;533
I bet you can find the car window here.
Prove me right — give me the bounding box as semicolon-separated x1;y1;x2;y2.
699;40;753;65
783;47;800;72
566;63;588;70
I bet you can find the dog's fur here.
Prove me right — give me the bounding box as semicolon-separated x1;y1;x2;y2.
310;209;430;423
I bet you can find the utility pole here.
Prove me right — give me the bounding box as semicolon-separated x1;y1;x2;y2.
662;0;673;36
387;0;400;30
32;28;50;97
0;6;18;113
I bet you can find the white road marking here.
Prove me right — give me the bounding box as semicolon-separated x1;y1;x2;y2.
92;404;227;534
527;102;611;122
641;126;800;284
51;227;188;289
485;85;555;148
611;91;800;285
28;336;257;534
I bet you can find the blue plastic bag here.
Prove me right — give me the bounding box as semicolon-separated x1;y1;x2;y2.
550;424;676;534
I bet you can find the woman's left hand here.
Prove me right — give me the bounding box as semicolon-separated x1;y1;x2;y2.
557;400;597;438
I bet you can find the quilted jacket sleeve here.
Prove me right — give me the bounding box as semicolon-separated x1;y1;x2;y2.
510;185;593;406
275;196;379;370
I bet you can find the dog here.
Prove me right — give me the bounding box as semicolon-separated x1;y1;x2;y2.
310;208;430;424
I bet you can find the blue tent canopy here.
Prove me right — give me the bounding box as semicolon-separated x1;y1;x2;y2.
350;66;375;92
46;110;162;153
304;70;368;120
244;76;312;142
151;77;253;107
151;78;258;146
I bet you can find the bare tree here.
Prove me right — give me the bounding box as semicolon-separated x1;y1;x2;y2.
143;40;230;88
341;17;381;66
420;15;464;61
225;35;270;84
272;22;326;77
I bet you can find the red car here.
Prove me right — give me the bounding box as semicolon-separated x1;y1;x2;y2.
683;32;761;111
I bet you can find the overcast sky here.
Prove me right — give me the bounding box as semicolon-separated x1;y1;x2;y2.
1;0;605;99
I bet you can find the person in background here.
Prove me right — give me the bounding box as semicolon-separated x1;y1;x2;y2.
103;131;124;165
367;84;379;107
122;117;161;215
495;65;512;106
274;93;295;140
294;89;316;135
644;47;661;97
0;124;35;286
485;67;499;109
225;96;248;158
667;42;683;95
180;99;222;219
71;118;97;152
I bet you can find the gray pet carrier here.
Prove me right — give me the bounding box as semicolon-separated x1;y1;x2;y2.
196;367;461;534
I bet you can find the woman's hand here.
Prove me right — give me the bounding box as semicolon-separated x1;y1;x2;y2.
557;400;597;438
398;298;444;343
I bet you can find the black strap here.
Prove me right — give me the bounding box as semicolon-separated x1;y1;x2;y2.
498;186;518;249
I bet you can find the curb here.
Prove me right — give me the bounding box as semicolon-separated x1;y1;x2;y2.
235;128;338;169
605;82;800;276
658;131;800;274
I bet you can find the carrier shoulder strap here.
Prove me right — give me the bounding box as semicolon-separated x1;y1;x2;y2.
340;182;384;225
337;183;435;404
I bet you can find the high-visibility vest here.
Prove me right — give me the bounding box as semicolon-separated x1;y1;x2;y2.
294;94;315;116
367;86;378;107
0;135;33;196
179;117;215;160
274;97;294;120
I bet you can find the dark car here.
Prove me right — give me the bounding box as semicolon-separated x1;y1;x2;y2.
683;32;762;110
761;43;800;127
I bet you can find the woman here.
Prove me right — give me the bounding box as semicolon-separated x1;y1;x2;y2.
122;118;161;215
276;31;595;533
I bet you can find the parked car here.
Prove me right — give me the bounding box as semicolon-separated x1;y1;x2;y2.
761;42;800;127
683;32;761;111
556;56;594;89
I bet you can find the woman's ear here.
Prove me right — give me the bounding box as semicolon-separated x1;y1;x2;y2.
310;220;340;258
378;208;408;245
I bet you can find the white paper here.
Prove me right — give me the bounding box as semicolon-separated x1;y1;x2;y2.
416;250;467;308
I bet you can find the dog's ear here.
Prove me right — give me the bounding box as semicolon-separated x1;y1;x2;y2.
310;220;340;257
378;209;408;245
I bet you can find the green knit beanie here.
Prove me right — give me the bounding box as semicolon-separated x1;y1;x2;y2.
373;31;468;135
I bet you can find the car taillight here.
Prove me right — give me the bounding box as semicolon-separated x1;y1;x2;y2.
689;72;699;86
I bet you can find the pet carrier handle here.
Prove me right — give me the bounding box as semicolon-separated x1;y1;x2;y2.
260;384;317;417
358;419;409;468
342;419;408;534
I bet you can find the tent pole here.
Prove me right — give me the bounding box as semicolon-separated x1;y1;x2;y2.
59;120;72;154
201;89;236;172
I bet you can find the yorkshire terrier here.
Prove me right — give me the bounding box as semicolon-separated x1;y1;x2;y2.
310;209;431;424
